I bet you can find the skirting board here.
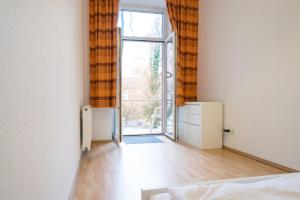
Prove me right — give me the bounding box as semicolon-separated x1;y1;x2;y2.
92;139;112;143
68;152;83;200
223;145;298;173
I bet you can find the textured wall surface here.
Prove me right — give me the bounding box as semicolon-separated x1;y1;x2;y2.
0;0;84;199
198;0;300;170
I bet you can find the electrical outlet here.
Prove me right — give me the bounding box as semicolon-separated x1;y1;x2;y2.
224;129;233;134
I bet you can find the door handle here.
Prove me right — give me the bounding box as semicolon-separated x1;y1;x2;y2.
166;72;173;78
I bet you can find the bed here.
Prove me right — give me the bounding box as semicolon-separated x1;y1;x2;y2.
141;173;300;200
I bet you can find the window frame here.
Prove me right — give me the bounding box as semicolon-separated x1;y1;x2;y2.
120;7;167;135
120;8;166;42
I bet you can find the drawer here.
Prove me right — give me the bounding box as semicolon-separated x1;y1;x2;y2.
178;122;188;142
187;105;201;115
187;113;201;126
178;106;188;122
187;124;202;148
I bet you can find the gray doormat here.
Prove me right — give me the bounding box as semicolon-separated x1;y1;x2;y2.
123;135;164;144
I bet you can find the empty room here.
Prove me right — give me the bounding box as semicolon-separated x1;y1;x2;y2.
1;0;300;200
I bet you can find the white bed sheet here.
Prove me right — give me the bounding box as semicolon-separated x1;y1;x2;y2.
150;173;300;200
150;193;171;200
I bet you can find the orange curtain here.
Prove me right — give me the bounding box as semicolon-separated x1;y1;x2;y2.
89;0;119;107
166;0;198;105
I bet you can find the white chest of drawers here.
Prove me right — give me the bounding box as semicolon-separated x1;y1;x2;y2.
177;102;223;149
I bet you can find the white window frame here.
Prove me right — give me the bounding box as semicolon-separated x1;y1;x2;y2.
120;7;168;135
120;7;167;42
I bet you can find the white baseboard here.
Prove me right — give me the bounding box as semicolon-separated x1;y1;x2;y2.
68;152;83;200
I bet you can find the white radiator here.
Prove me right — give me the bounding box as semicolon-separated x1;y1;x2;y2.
81;105;92;151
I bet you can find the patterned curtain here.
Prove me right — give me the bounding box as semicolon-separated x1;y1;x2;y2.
166;0;198;105
89;0;119;107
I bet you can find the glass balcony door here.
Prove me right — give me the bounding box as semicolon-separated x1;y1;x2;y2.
121;41;163;135
164;33;176;140
120;9;173;137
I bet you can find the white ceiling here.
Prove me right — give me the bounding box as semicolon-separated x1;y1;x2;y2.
120;0;166;9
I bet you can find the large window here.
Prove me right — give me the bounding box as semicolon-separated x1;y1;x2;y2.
121;10;164;135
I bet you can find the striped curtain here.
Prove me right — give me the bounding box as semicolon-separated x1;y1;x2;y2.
89;0;119;107
166;0;198;105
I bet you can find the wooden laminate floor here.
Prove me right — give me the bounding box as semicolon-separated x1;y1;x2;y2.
73;136;285;200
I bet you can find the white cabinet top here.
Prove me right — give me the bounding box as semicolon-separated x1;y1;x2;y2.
185;102;222;105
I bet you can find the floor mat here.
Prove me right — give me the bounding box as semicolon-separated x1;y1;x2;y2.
123;135;164;144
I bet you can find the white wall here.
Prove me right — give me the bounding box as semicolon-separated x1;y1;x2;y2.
92;109;114;140
198;0;300;170
0;0;84;199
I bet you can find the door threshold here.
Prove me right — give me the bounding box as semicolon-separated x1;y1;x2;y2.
122;133;164;136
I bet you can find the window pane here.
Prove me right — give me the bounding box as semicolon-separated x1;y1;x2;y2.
121;41;162;134
166;35;175;135
122;11;163;38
